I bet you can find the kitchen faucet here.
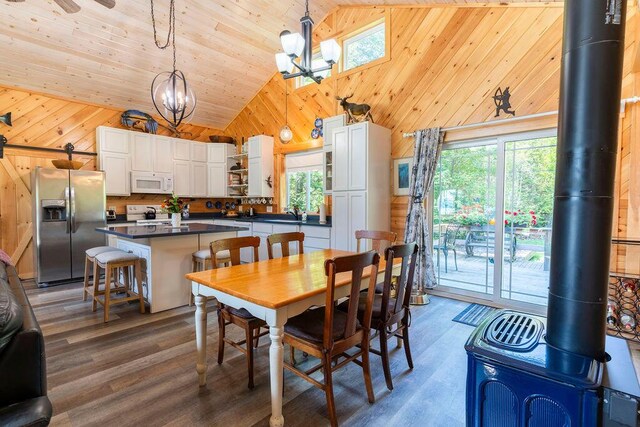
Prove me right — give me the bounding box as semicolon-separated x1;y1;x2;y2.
286;206;300;220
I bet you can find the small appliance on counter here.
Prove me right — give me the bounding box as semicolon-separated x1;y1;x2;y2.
106;207;117;220
126;204;170;225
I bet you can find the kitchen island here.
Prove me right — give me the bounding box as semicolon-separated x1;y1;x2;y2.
96;223;248;313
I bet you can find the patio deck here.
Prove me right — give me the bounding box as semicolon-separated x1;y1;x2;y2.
433;245;550;306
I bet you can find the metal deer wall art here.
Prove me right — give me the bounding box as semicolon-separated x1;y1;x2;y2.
335;95;374;124
492;87;516;117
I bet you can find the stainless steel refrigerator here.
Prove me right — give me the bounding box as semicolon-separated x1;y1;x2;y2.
33;167;106;286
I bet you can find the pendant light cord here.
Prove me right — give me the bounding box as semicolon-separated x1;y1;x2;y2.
150;0;177;71
304;0;309;17
284;83;288;125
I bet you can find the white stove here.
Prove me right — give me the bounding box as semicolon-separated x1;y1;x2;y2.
126;205;170;224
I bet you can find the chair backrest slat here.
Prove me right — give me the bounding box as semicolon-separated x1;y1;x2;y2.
355;230;397;255
210;236;260;268
267;232;305;259
323;251;380;349
381;243;418;321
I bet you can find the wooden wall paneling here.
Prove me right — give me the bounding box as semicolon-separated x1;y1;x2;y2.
224;5;640;248
0;86;230;278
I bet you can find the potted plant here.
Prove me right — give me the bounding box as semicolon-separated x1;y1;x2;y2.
162;194;185;227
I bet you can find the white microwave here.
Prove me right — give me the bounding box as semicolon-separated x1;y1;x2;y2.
131;172;174;194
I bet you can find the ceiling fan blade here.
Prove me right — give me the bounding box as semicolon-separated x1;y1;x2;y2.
93;0;115;9
54;0;80;13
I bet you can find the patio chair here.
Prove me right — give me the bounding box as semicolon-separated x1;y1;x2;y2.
433;225;459;273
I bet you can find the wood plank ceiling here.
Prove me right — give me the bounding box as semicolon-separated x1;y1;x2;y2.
0;0;561;129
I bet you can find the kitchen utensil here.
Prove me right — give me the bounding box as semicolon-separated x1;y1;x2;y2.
261;198;267;204
230;202;236;210
208;135;236;144
145;206;157;220
215;201;222;209
225;201;230;209
52;159;84;170
206;201;213;209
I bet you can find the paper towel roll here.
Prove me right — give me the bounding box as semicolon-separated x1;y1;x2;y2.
319;203;327;224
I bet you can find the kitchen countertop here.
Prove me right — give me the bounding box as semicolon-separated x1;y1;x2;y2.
96;223;248;239
106;214;332;227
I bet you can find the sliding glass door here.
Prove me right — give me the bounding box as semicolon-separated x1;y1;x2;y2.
431;130;557;309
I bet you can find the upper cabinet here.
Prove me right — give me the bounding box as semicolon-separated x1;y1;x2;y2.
322;114;346;195
247;135;274;197
191;142;208;163
98;127;129;154
130;132;154;172
97;126;131;196
154;136;174;173
173;139;191;161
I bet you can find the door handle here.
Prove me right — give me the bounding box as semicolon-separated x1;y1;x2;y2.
65;187;71;234
70;187;77;233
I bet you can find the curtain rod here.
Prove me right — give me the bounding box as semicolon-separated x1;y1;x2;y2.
402;96;640;139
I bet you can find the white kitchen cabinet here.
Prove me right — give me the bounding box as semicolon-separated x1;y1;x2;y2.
100;152;130;196
174;139;191;161
331;122;391;251
191;162;208;197
247;135;274;197
348;124;367;191
208;163;226;197
191;142;208;163
322;114;346;195
154;136;174;173
97;126;131;196
332;192;350;251
130;133;154;172
207;143;234;197
207;144;231;163
173;160;191;197
332;127;349;192
300;225;331;253
97;126;129;154
234;221;254;264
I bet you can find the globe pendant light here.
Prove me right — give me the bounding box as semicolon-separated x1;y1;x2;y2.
150;0;196;133
280;83;293;143
275;0;341;84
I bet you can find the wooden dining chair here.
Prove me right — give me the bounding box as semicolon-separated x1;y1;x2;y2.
339;242;418;391
355;230;397;254
266;232;305;259
283;251;380;427
355;230;397;294
211;236;268;389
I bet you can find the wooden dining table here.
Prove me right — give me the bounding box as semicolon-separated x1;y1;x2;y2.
185;249;394;427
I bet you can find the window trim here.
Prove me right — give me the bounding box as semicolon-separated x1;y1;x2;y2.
294;13;390;92
342;21;386;73
285;169;323;212
427;127;557;314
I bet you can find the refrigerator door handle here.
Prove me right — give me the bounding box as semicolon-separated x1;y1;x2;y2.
65;186;71;234
70;187;77;233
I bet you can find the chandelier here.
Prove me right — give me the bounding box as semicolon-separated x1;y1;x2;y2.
150;0;196;131
275;0;341;84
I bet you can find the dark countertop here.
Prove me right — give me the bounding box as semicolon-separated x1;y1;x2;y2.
106;213;332;228
96;223;248;239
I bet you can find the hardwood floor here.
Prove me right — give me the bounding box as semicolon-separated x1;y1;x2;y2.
24;280;473;427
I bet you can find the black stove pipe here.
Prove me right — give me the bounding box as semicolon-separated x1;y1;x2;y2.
546;0;627;361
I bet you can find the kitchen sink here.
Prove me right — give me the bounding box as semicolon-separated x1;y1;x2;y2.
260;219;301;223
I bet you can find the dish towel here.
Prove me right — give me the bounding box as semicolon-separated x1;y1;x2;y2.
0;250;12;266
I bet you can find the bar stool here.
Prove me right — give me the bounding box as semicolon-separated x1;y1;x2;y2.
83;246;121;302
189;248;231;306
92;251;145;322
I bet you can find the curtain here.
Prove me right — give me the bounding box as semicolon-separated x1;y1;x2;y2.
404;127;444;291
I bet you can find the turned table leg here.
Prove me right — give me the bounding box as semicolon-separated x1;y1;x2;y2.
195;293;208;387
269;325;285;427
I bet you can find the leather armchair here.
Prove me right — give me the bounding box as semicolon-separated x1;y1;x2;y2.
0;263;52;426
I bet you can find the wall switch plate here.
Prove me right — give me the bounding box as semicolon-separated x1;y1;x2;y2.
267;206;273;213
